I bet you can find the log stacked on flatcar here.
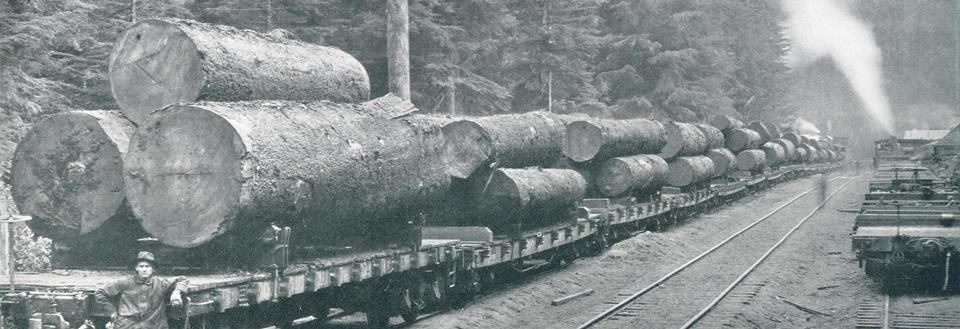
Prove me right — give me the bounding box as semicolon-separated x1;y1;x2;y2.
109;18;370;125
561;118;667;163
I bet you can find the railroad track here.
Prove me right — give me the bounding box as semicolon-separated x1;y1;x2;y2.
857;294;960;329
578;176;859;329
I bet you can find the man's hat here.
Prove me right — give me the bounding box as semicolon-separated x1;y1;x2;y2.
135;251;157;266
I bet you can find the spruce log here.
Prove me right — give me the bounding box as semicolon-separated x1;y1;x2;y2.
760;142;786;166
799;143;819;162
124;96;450;248
724;128;762;152
782;132;802;147
441;111;582;179
796;146;809;162
666;156;716;187
11;111;135;239
561;118;666;162
596;154;669;197
710;115;743;131
707;148;737;178
801;136;821;149
771;139;797;163
736;149;767;171
766;122;782;139
109;18;370;125
747;121;772;143
658;122;708;159
696;124;725;150
476;168;587;230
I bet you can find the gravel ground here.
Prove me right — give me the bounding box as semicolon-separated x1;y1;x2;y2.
411;174;853;329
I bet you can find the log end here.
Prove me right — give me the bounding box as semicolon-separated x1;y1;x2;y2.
596;158;634;197
441;120;494;178
11;111;133;238
110;19;204;125
124;105;247;248
562;120;603;162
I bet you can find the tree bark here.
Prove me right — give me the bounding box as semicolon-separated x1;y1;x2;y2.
706;148;737;178
666;156;716;187
109;18;370;125
475;168;586;233
724;128;762;152
771;138;797;163
760;142;785;167
710;115;743;131
596;154;669;197
658;122;708;159
561;118;666;162
696;124;725;150
736;149;766;171
11;111;135;239
124;95;450;248
441;111;584;178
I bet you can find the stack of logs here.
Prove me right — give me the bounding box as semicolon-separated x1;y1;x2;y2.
9;18;845;263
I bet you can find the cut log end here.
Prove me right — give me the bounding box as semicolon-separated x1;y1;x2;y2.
562;120;604;162
110;20;204;125
11;111;134;238
596;154;668;196
666;156;715;187
441;120;493;178
125;105;246;248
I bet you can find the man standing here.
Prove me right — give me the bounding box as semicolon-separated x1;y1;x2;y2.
95;251;188;329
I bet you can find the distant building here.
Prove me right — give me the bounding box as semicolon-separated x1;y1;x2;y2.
903;129;949;140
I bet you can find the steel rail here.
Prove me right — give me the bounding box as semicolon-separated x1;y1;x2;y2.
679;176;859;328
578;176;850;329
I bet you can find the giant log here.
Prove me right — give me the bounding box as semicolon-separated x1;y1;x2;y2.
796;146;809;162
11;111;135;240
736;149;766;171
666;156;716;187
596;154;669;197
771;139;797;163
442;111;581;178
724;128;762;152
782;132;802;147
695;124;725;150
747;121;772;143
710;115;743;131
124;96;450;248
109;18;370;125
760;142;786;166
562;118;666;162
476;168;587;231
706;148;737;178
765;122;782;139
799;143;818;162
658;122;708;159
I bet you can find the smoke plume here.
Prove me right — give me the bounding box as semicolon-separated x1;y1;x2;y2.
782;0;895;134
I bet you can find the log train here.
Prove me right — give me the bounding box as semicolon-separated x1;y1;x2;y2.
853;135;960;290
2;19;845;328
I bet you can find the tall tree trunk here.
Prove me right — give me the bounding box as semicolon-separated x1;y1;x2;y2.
387;0;410;100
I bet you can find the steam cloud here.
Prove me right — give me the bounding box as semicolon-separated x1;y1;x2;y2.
782;0;895;134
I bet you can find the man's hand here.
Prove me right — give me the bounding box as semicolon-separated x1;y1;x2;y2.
170;290;183;307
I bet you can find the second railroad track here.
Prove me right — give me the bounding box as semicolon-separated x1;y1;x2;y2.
578;175;860;329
